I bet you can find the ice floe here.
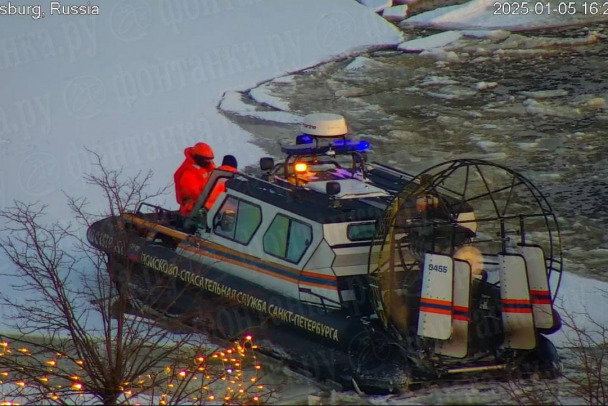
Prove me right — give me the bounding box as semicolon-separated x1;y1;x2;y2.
420;75;460;87
524;99;582;118
344;56;388;71
473;81;498;90
517;141;540;150
476;140;500;151
461;29;511;40
219;90;302;124
427;85;478;100
402;0;608;31
572;94;607;109
356;0;393;12
398;30;463;52
436;115;463;127
497;31;598;50
584;97;606;109
382;5;409;21
250;83;291;111
270;75;296;85
419;48;460;62
520;89;569;99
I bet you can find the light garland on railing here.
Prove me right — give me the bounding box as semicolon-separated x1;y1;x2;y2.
0;334;271;405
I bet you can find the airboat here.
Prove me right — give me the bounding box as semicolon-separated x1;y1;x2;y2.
88;113;563;393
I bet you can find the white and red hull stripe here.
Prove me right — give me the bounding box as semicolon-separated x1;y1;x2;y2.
530;289;551;305
452;305;470;321
420;297;452;316
501;298;533;314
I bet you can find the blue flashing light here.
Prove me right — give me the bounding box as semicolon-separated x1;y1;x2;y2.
331;139;371;151
296;134;313;145
281;138;371;156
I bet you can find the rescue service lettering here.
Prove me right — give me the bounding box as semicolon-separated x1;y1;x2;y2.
88;230;133;256
140;253;339;342
267;304;338;342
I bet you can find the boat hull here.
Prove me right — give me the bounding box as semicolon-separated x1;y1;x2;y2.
87;213;561;394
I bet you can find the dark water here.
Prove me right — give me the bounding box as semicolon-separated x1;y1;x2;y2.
226;23;608;283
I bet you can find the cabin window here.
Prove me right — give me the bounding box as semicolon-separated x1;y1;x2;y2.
213;197;261;245
234;200;262;244
347;222;376;241
263;214;312;263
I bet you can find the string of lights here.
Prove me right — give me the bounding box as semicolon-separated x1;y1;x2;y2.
0;335;272;405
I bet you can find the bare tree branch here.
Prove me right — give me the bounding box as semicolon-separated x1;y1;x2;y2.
0;150;274;405
501;298;608;405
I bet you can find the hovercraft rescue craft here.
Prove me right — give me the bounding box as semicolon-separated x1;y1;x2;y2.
87;113;564;394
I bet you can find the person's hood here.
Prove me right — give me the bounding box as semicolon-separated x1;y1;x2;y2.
184;147;196;162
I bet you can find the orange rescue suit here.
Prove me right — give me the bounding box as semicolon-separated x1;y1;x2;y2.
174;147;216;215
204;164;238;210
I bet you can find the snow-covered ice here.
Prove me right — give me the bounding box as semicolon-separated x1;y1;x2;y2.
419;47;460;61
473;81;498;90
270;75;296;85
218;90;303;124
524;99;582;118
0;0;402;219
249;83;291;111
402;0;608;30
3;0;608;403
344;55;388;71
398;30;463;52
0;0;402;340
427;86;478;100
357;0;393;12
461;29;511;40
382;4;409;21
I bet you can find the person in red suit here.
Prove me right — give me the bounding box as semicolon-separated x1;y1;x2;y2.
174;142;216;215
204;155;238;210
